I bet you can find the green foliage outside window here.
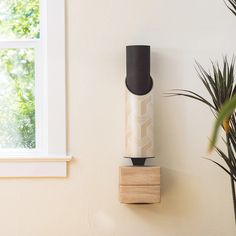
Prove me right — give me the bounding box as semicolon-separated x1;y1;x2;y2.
0;0;39;148
0;0;39;39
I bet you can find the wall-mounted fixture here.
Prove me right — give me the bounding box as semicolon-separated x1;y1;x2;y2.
119;45;161;204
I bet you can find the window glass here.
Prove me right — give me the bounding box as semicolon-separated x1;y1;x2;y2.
0;48;35;148
0;0;39;150
0;0;40;39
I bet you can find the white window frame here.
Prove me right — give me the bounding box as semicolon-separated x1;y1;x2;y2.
0;0;72;177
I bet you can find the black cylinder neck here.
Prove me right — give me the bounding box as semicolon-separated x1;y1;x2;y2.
131;158;146;166
126;45;152;95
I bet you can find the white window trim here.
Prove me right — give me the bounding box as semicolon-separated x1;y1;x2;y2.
0;0;72;177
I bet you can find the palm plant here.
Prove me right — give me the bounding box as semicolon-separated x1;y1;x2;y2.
210;95;236;150
210;1;236;147
167;57;236;222
225;0;236;15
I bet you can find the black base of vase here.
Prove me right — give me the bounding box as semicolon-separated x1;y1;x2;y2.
131;158;146;166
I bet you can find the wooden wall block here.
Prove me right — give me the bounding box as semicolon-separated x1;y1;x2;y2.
119;166;161;204
119;185;160;204
119;166;160;186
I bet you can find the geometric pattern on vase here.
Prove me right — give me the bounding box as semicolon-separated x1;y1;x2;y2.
125;90;154;158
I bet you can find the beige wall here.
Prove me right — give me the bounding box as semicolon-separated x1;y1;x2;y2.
0;0;236;235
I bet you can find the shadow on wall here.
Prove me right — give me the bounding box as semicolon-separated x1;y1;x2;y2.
128;49;202;223
147;48;188;168
123;168;201;223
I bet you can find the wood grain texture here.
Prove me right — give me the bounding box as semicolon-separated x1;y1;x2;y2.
119;166;161;204
119;185;160;204
119;166;160;186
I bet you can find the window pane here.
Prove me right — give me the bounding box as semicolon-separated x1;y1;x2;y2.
0;48;35;148
0;0;40;39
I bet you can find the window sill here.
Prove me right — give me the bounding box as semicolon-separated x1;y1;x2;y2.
0;156;72;177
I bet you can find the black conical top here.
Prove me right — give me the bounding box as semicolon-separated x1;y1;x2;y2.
126;45;153;95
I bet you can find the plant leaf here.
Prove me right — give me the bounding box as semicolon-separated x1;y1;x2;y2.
203;157;236;181
209;95;236;151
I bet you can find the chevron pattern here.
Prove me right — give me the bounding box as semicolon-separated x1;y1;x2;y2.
125;90;154;158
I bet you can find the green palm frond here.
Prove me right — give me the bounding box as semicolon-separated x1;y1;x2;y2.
210;95;236;150
203;157;236;181
215;146;236;176
225;0;236;15
167;57;236;113
168;57;236;222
